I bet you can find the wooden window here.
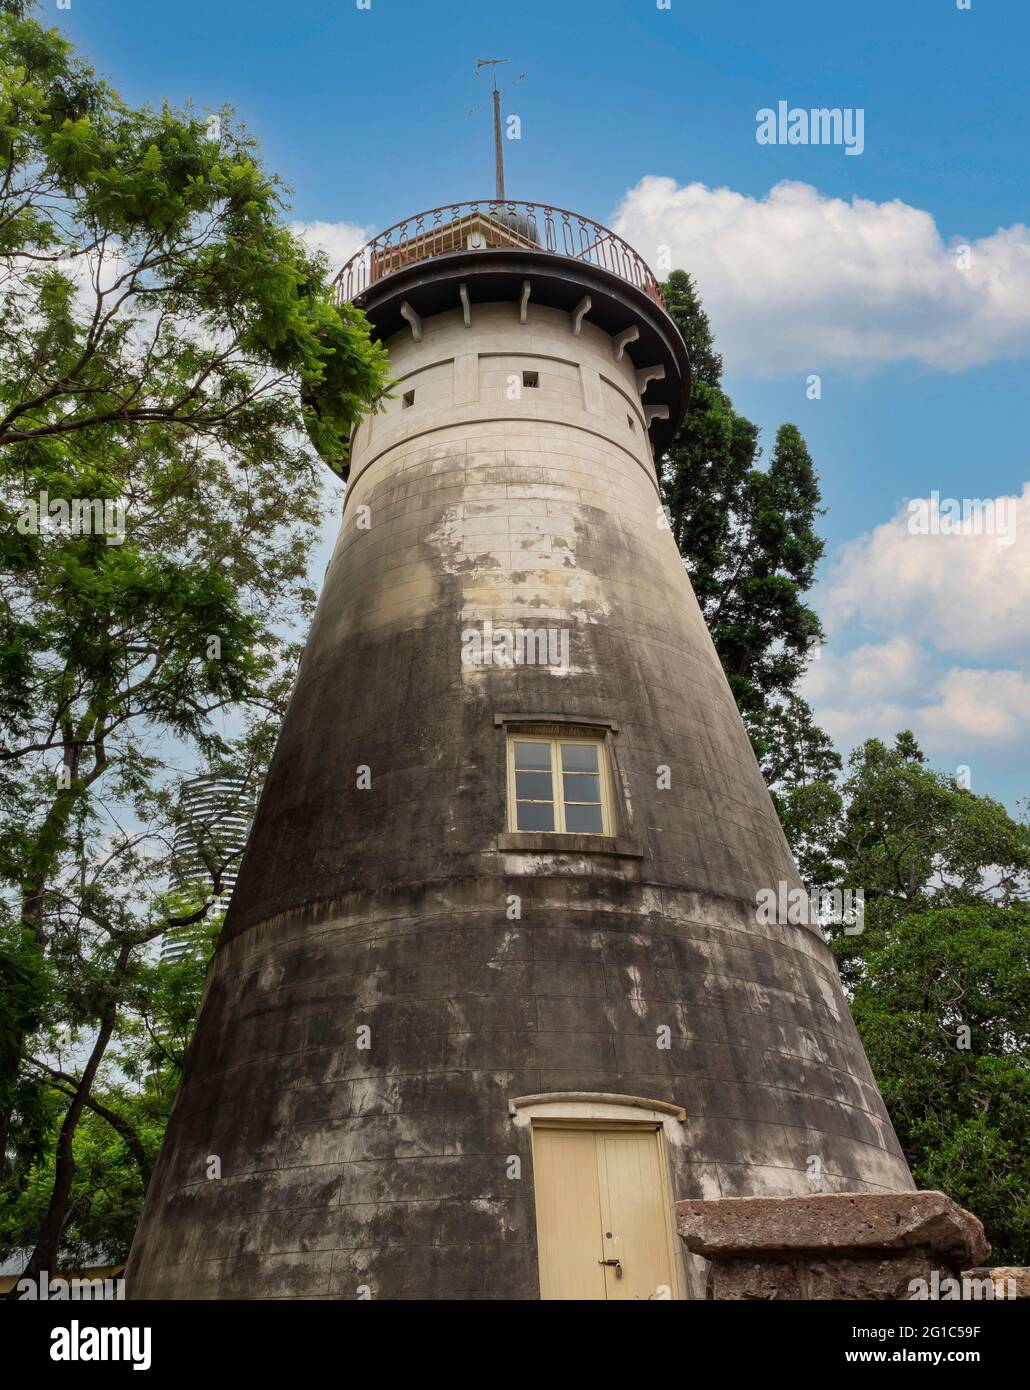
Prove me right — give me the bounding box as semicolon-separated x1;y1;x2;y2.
507;733;611;835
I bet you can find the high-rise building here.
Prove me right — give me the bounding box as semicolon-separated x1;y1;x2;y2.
128;199;913;1300
158;774;257;963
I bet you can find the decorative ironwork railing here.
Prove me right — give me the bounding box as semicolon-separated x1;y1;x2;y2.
331;200;665;307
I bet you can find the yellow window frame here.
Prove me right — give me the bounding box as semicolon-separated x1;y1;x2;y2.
506;732;613;836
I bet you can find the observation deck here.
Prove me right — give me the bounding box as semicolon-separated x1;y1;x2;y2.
331;200;689;454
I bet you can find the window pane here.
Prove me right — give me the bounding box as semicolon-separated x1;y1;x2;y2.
563;773;600;804
516;770;552;801
564;802;603;833
514;741;551;770
561;743;598;772
516;800;555;831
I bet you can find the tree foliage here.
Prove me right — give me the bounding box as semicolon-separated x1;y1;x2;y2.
818;734;1030;1261
0;5;386;467
0;2;387;1278
659;269;840;809
0;910;218;1267
819;735;1030;985
851;904;1030;1263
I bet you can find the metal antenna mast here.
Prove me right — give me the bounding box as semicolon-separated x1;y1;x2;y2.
472;58;524;200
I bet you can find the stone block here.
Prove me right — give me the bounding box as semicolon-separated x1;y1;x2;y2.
677;1192;991;1301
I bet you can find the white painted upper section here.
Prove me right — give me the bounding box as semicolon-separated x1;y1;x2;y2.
349;302;659;494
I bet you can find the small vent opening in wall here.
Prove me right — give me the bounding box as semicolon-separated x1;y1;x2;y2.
523;371;539;389
627;414;636;431
402;389;415;408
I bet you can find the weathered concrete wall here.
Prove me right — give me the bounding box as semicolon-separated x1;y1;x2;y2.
127;294;912;1301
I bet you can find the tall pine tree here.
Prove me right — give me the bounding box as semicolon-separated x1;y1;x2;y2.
659;270;840;832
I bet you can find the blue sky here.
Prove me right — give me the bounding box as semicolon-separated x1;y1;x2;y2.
55;0;1030;808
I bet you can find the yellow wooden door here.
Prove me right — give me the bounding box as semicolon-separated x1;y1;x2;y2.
533;1125;676;1301
532;1126;608;1300
595;1128;675;1300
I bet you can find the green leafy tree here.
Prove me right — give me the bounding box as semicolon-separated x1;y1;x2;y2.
823;735;1030;987
0;2;387;1277
0;2;385;1070
753;694;844;884
817;733;1030;1260
850;904;1030;1263
1;742;254;1282
1;908;219;1269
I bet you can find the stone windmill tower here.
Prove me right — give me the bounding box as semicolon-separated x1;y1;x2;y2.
127;193;914;1301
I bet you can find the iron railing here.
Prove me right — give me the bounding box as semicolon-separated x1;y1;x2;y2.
331;200;665;308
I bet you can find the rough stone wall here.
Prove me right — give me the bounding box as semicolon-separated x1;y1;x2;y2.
127;301;912;1301
677;1192;992;1301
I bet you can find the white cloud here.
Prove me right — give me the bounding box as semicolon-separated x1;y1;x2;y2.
807;635;923;703
810;488;1030;753
923;667;1030;743
611;176;1030;372
288;219;370;276
823;483;1030;661
803;636;923;746
802;640;1030;750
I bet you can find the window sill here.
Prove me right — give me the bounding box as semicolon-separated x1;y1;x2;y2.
496;832;643;858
